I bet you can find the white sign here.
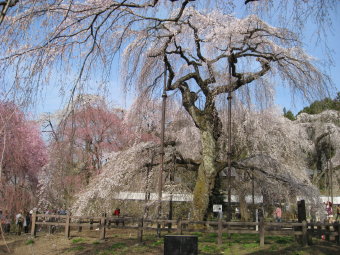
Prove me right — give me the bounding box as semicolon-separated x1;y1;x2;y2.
213;204;223;212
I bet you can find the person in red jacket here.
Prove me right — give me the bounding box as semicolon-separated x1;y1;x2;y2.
113;208;120;217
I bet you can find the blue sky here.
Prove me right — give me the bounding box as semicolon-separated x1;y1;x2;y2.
33;2;340;117
275;8;340;114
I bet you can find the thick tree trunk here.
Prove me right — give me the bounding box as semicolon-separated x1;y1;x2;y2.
239;191;250;221
192;130;218;220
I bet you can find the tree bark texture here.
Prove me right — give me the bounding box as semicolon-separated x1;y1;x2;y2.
192;129;218;220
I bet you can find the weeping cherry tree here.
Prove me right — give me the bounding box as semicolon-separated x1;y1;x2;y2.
122;8;329;220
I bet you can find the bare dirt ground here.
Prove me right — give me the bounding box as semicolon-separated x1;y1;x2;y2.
0;229;163;255
1;229;339;255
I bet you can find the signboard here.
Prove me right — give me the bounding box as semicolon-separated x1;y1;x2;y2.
213;204;223;213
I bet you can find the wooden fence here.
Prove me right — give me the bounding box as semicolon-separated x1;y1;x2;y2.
30;212;340;247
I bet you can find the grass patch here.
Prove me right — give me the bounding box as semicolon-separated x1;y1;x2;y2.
200;233;217;242
93;240;101;245
97;242;128;255
269;244;279;251
110;242;127;250
25;239;35;245
71;237;86;243
151;239;163;247
275;238;292;244
192;231;203;237
68;245;85;251
199;243;220;254
241;242;259;249
128;245;150;252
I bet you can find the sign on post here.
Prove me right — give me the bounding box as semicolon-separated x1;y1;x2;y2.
213;204;223;213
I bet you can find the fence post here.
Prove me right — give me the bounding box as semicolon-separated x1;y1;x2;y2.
334;222;340;245
177;219;182;235
100;213;106;240
65;212;71;239
90;218;93;230
138;218;143;243
325;223;330;241
317;222;322;239
31;210;37;238
259;217;264;247
307;222;313;245
302;220;308;247
217;218;223;245
78;218;82;232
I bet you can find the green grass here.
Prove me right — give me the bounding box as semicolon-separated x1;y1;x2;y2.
71;237;86;243
51;231;333;255
110;243;127;250
200;233;218;242
68;245;85;251
151;239;163;247
199;243;220;254
97;242;128;255
192;231;203;237
241;242;259;249
25;239;35;245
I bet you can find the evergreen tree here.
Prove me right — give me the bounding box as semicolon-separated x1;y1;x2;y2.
283;109;296;121
298;92;340;115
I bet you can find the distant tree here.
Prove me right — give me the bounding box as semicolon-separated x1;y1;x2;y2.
335;92;340;102
0;101;47;215
38;95;157;209
297;92;340;115
283;109;296;121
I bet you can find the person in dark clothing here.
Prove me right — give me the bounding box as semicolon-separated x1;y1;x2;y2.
3;210;10;233
24;212;31;233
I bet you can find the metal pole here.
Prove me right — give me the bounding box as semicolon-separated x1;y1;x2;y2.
328;130;333;205
157;63;167;235
227;62;233;221
168;153;175;230
252;169;255;221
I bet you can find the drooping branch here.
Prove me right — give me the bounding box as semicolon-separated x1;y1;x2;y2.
0;0;18;27
244;0;261;4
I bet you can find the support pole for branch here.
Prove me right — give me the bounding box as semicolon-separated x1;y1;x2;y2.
252;169;255;222
168;153;175;231
157;63;167;237
328;130;333;205
227;91;232;221
65;212;71;239
226;57;234;222
31;210;37;238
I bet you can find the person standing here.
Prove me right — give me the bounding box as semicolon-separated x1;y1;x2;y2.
326;201;333;223
24;212;31;233
3;210;10;233
113;208;120;217
16;211;24;235
113;208;121;226
274;205;282;223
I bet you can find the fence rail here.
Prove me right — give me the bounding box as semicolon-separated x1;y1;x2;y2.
30;212;340;247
